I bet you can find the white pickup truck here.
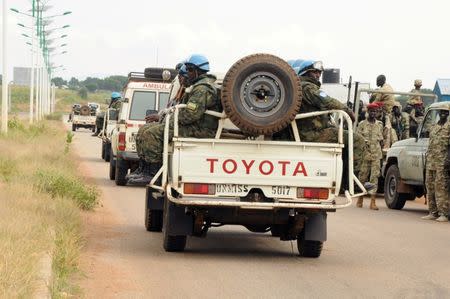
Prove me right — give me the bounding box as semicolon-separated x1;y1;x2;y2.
72;104;96;132
144;54;366;257
110;69;175;185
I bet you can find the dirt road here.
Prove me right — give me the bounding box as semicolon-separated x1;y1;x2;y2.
71;127;450;299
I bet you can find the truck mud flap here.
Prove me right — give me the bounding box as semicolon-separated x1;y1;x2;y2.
165;200;193;236
304;212;327;242
146;187;164;211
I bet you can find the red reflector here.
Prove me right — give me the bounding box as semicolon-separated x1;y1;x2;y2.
297;188;328;200
118;132;126;151
184;183;215;195
125;123;134;128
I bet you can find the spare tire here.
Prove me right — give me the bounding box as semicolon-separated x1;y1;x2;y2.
80;105;91;116
222;54;302;136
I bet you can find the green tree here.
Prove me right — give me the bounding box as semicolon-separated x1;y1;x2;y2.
85;83;98;92
52;77;67;87
78;87;88;99
68;77;79;89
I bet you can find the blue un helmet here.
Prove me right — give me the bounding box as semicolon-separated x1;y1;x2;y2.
185;54;210;72
292;59;305;68
286;59;296;68
297;60;324;76
111;91;121;99
178;64;188;78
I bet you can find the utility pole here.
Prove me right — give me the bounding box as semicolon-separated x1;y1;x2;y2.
29;0;36;123
2;0;9;133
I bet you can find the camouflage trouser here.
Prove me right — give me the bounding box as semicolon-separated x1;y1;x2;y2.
300;127;366;174
425;168;449;217
95;112;105;130
358;159;381;195
136;122;159;158
140;121;215;163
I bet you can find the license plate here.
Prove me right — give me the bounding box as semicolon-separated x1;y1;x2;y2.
129;133;137;143
215;184;249;195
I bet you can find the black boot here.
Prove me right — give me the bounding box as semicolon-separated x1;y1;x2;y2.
128;163;161;186
126;159;145;180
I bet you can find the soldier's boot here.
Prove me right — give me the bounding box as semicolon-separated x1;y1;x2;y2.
356;197;363;208
421;213;437;220
435;215;448;222
126;159;145;180
369;195;379;210
128;163;161;186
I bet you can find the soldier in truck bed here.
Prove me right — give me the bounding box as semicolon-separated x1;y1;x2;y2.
126;63;189;182
128;54;221;185
92;92;122;136
283;59;375;191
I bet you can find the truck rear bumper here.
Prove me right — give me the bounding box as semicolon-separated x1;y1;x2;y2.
164;185;352;210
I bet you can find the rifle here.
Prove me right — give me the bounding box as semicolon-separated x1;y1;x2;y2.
346;76;352;109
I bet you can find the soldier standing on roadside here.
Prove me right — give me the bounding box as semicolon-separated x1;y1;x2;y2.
421;109;450;222
356;103;384;210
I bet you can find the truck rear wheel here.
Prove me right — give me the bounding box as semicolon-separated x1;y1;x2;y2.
163;200;186;252
101;142;106;160
115;157;128;186
145;209;163;232
297;231;323;258
109;152;116;180
221;53;302;136
384;164;415;210
104;143;111;162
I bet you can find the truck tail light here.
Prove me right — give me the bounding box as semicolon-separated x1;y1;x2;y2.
184;183;215;195
118;132;126;151
297;188;329;200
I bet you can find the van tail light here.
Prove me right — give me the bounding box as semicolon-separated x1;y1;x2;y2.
297;188;329;200
118;132;126;151
184;183;215;195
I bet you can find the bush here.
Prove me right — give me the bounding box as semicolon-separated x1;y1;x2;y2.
78;87;88;99
34;169;98;210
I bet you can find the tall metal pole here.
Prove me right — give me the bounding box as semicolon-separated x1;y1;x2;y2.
29;0;36;123
2;0;9;133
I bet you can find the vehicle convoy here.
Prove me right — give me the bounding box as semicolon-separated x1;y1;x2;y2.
71;103;98;132
382;101;450;209
144;54;367;257
110;69;176;185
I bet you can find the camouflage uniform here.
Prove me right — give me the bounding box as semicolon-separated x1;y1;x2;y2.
407;88;423;106
140;74;220;163
390;111;410;140
356;119;384;195
371;83;396;113
94;99;121;133
297;76;366;173
425;120;450;217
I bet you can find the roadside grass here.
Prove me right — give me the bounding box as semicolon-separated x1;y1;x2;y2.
0;119;98;297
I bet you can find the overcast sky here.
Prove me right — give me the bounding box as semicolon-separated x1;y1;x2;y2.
2;0;450;92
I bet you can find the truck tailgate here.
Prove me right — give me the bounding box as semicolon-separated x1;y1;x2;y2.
172;138;342;199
